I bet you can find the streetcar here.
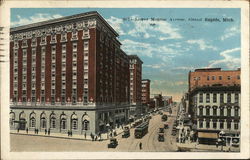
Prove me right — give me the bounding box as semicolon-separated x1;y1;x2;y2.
134;122;149;138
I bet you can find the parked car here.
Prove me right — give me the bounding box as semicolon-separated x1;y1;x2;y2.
107;138;118;148
159;127;164;133
161;114;168;121
122;127;130;138
164;123;169;129
158;133;165;142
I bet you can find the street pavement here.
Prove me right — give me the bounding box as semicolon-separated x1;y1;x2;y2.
10;106;179;152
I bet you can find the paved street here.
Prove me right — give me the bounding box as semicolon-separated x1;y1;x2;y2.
11;106;178;152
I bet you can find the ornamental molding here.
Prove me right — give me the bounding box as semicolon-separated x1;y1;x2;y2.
10;19;97;41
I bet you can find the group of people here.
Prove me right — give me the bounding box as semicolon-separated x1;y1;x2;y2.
90;132;102;141
67;130;73;137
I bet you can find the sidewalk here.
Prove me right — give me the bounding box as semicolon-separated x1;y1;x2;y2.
176;142;240;152
10;127;125;141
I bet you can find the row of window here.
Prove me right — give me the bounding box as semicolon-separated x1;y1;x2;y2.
198;107;239;117
198;93;239;103
10;112;90;130
199;120;239;130
194;75;240;81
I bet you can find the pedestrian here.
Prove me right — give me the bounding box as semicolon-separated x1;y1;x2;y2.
139;142;142;150
216;142;218;148
48;129;50;135
114;131;117;136
37;129;39;134
17;128;19;133
68;130;70;137
84;132;86;139
34;129;36;134
95;136;97;141
26;128;28;134
45;129;47;135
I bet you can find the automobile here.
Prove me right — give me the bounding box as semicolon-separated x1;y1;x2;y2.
161;114;168;121
159;127;164;133
122;127;130;138
158;133;165;142
171;131;177;136
164;123;169;129
159;112;163;115
107;138;118;148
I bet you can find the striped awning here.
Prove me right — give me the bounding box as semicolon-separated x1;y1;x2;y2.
198;132;218;139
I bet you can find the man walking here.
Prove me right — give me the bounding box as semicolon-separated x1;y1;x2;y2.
139;142;142;150
26;128;28;134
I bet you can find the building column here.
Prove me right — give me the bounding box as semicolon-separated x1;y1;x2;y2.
217;108;220;116
197;120;200;128
231;120;234;130
232;106;235;116
224;119;227;129
210;119;213;129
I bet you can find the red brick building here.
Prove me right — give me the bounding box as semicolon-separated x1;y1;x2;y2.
189;68;240;92
141;79;150;105
9;11;130;134
129;55;143;115
187;68;241;145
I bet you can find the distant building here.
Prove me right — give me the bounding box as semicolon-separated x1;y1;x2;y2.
129;55;143;115
152;93;164;108
188;68;240;92
162;96;173;106
188;68;241;146
141;79;150;105
9;11;130;135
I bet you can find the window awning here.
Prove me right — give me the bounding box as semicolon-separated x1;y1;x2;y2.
198;132;218;139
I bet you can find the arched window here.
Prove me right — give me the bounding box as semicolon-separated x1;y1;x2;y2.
234;106;239;117
9;112;15;126
40;112;46;129
50;113;56;128
71;114;78;130
19;112;26;120
82;115;90;130
205;106;210;116
212;106;217;116
29;112;36;128
60;114;67;130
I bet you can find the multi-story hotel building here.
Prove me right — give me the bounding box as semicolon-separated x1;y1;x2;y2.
129;55;143;115
141;79;150;105
188;68;241;146
9;11;130;135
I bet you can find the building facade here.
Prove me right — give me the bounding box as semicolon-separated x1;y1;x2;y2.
129;55;143;115
141;79;150;105
9;11;130;135
188;68;241;146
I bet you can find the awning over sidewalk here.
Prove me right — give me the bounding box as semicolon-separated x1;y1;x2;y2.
198;132;218;139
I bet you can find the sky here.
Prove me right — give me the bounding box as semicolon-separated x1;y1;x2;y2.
11;8;241;101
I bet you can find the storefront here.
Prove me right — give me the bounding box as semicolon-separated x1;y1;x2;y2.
198;131;218;145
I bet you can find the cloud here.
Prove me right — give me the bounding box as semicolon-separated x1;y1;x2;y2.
208;47;240;69
106;16;125;35
11;13;63;27
143;63;166;69
171;66;196;71
220;25;240;41
121;39;179;59
186;39;217;51
127;15;182;40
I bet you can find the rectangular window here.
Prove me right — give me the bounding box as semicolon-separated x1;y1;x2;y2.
206;121;210;128
227;108;231;116
199;108;203;116
237;75;240;80
199;93;203;103
213;93;217;103
227;76;231;80
220;121;224;129
212;76;215;80
235;108;239;117
219;76;222;80
207;76;210;80
213;108;217;116
227;93;231;103
220;108;224;116
206;93;210;103
235;93;239;103
199;121;203;128
213;121;217;129
206;108;210;116
234;123;238;130
227;122;231;129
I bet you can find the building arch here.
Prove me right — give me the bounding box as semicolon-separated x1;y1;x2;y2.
29;112;36;128
50;112;56;129
60;113;67;130
40;112;47;129
71;113;78;130
9;111;15;126
82;114;90;131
